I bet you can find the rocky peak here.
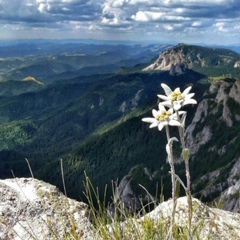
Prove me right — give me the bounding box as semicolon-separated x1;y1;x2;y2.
142;44;189;75
142;44;240;74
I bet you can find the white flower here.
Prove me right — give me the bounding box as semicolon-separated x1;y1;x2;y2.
142;104;181;131
158;83;197;110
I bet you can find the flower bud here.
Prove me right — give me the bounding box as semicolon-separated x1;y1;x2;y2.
182;148;189;161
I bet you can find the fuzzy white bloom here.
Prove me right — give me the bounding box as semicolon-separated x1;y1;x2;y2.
158;83;197;110
142;104;182;131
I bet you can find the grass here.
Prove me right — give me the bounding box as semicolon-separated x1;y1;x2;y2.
82;172;239;240
1;165;239;240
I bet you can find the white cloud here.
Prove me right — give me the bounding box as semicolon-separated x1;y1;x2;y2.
131;11;164;22
0;0;238;44
38;3;47;13
192;21;202;27
215;21;229;32
163;25;174;31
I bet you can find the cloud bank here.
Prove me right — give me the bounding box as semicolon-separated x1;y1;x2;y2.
0;0;239;44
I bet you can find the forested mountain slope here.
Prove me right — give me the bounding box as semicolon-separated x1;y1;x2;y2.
0;43;239;212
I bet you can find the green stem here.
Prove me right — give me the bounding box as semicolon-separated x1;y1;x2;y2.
165;125;176;240
176;111;192;240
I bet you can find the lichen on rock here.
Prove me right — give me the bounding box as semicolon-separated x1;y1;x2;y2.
0;178;94;240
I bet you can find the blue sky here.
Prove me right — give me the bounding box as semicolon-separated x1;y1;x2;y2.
0;0;239;45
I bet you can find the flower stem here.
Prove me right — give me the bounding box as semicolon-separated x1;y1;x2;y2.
165;125;176;240
176;111;192;240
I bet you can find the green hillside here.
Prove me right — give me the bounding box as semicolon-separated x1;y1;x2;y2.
0;70;206;180
0;43;239;206
37;78;240;205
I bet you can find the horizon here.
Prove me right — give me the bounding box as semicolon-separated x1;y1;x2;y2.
0;0;239;46
0;38;239;47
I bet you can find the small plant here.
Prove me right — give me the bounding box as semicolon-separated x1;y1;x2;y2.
142;83;197;240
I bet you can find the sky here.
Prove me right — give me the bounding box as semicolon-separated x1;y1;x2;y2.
0;0;239;45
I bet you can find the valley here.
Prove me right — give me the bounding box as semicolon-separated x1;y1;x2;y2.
0;40;239;212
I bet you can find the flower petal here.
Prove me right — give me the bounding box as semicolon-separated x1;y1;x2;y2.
142;117;155;123
160;101;173;108
182;86;192;96
152;109;158;117
185;93;195;99
183;99;197;105
174;87;180;93
168;108;174;114
169;119;181;126
157;94;169;101
158;123;164;131
173;102;182;110
161;83;172;96
150;122;159;128
158;104;166;112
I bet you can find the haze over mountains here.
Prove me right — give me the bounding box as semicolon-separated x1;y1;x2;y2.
0;40;239;211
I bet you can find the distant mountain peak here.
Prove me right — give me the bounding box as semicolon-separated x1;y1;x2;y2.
142;44;240;76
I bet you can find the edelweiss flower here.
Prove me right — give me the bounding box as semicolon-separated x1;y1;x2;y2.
158;83;197;110
142;104;181;131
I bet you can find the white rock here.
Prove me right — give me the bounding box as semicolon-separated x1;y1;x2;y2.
0;178;94;240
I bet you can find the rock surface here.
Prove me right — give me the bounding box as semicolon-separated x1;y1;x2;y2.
142;197;240;239
142;45;188;75
0;178;239;239
107;197;240;239
0;178;94;240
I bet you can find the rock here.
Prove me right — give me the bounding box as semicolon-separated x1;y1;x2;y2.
185;98;213;154
141;197;240;239
234;61;240;68
185;80;240;211
0;178;94;240
107;197;240;239
131;89;144;108
218;158;240;212
111;165;156;215
119;100;128;113
142;45;188;74
119;89;144;113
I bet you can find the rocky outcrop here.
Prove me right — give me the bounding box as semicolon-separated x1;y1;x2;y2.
0;178;94;240
218;158;240;212
142;44;240;74
234;61;240;68
119;89;144;113
142;45;189;75
186;80;240;212
107;197;240;239
142;197;240;239
186;80;240;152
111;165;156;214
1;178;239;239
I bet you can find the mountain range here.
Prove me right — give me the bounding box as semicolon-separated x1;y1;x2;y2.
0;41;239;212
